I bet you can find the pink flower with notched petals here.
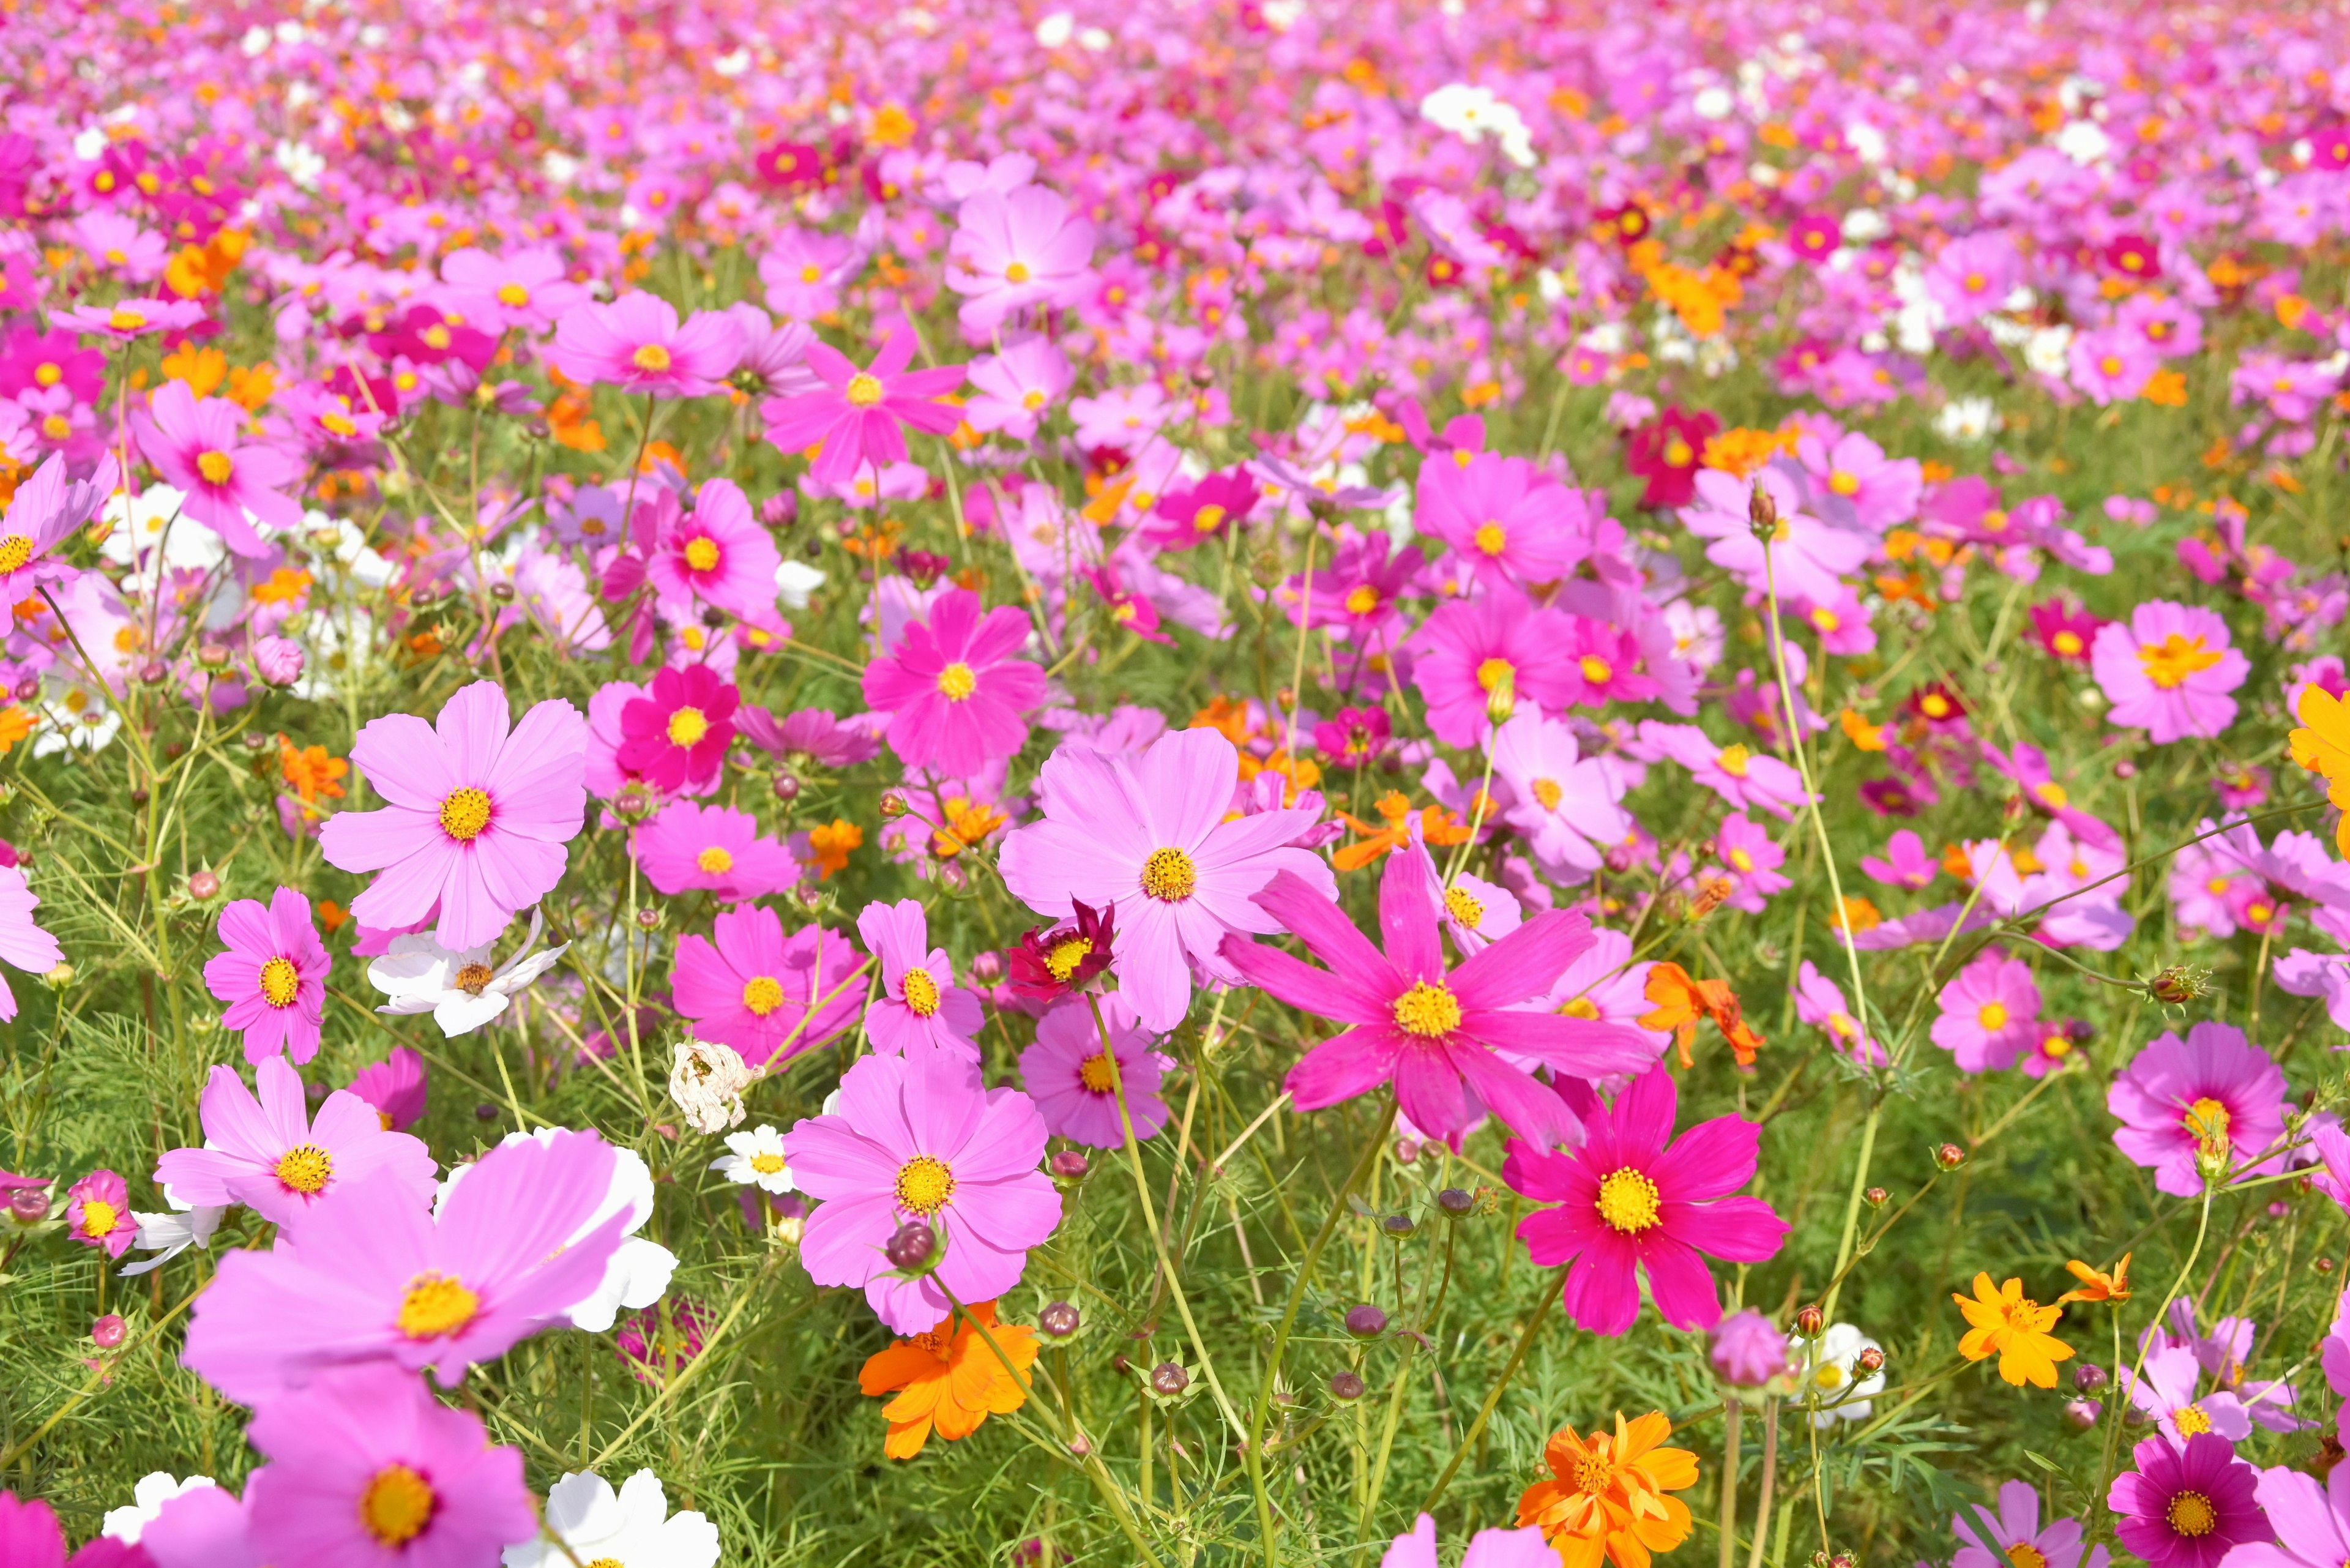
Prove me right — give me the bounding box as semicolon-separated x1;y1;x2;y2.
346;1047;428;1132
760;324;966;486
945;184;1097;334
2225;1458;2350;1568
1928;950;2042;1072
438;244;587;333
130;380;300;558
637;476;781;621
1505;1067;1789;1336
615;665;737;793
1797;430;1920;533
856;897;984;1057
1860;829;1938;889
1409;587;1575;748
964;335;1073;442
2070;328;2156;405
316;681;589;952
154;1057;435;1227
1681;464;1869;606
633;799;799;902
0;861;63;1025
0;451;116;633
2108;1434;2263;1568
1019;991;1171;1148
861;587;1045;777
1636;720;1810;819
1490;710;1630;879
2091;602;2248;743
548;292;744;397
51;294;205;342
1414;450;1584;592
65;1168;135;1256
1952;1480;2109;1568
671;905;864;1068
201;886;332;1065
1715;813;1789;912
1219;851;1658;1149
1792;961;1882;1066
2109;1021;2291;1198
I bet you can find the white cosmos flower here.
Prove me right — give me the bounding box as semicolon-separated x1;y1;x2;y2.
368;906;570;1037
711;1123;796;1194
1419;83;1537;168
1789;1322;1886;1427
103;1473;218;1543
439;1128;677;1334
120;1189;226;1278
502;1470;719;1568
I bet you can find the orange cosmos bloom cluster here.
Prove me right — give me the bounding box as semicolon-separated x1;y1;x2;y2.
1516;1410;1699;1568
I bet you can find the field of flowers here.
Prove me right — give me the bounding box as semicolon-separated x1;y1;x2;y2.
4;0;2350;1564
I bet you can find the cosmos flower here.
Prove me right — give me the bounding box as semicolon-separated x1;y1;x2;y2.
1018;991;1171;1148
1409;588;1576;748
1414;449;1584;591
1951;1480;2110;1568
1514;1411;1700;1568
129;381;301;558
0;864;65;1023
201;886;331;1064
152;1057;435;1227
709;1124;797;1195
2106;1433;2263;1568
759;323;965;485
861;588;1046;777
856;898;984;1057
346;1048;429;1132
857;1301;1039;1461
549;292;745;397
944;182;1096;332
499;1471;718;1568
1952;1273;2073;1387
365;906;570;1037
1928;950;2043;1073
670;906;864;1067
614;665;739;794
2109;1022;2291;1197
0;451;116;633
1381;1512;1556;1568
65;1168;135;1257
2091;602;2249;743
634;801;800;903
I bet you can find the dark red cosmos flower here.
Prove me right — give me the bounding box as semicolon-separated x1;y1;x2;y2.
1597;202;1651;247
1009;899;1117;1002
2105;233;2160;280
754;140;825;192
1624;406;1720;509
1858;777;1922;818
1905;681;1970;732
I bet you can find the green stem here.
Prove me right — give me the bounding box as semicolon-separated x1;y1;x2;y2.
1419;1265;1564;1512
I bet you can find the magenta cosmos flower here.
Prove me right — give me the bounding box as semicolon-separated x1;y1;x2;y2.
1928;950;2043;1073
0;1491;143;1568
1505;1067;1788;1335
182;1130;627;1403
201;886;331;1065
1409;588;1575;748
1019;991;1171;1148
2108;1433;2262;1568
670;906;864;1068
944;184;1097;333
346;1047;428;1132
629;476;781;622
1414;450;1584;592
2091;602;2250;743
760;324;966;486
861;587;1045;778
129;380;301;558
2227;1460;2350;1568
1952;1480;2108;1568
2109;1021;2291;1197
243;1361;535;1568
318;681;588;952
634;800;799;902
855;898;983;1057
548;292;744;397
66;1168;135;1256
1220;851;1658;1149
155;1057;435;1227
0;864;62;1023
784;1040;1061;1334
999;726;1334;1031
0;451;115;633
614;665;738;793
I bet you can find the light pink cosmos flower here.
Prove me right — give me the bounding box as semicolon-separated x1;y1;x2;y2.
635;801;800;902
201;886;332;1065
2109;1021;2291;1197
438;244;588;333
1636;721;1810;819
0;451;115;633
1795;430;1919;533
0;863;62;1023
1951;1480;2109;1568
1926;231;2021;324
861;587;1046;778
1413;449;1585;592
317;681;589;951
1019;991;1172;1148
2070;328;2156;405
1928;949;2043;1072
999;726;1335;1031
548;293;744;398
2091;601;2248;742
1715;813;1789;913
1860;829;1938;889
964;335;1074;442
758;227;866;320
1792;961;1882;1066
856;897;984;1058
2122;1342;2251;1447
1680;464;1870;605
130;380;302;558
671;906;864;1068
759;324;966;486
51;294;205;341
1489;710;1630;879
944;183;1097;333
154;1057;435;1227
1381;1512;1557;1568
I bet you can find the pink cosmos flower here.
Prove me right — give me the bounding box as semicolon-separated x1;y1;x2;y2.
0;864;63;1023
784;1040;1061;1334
1505;1067;1789;1335
1409;588;1575;748
1381;1512;1557;1568
860;587;1045;778
2122;1342;2251;1446
1636;721;1810;819
1951;1480;2109;1568
1792;961;1882;1066
1000;726;1335;1031
1927;231;2021;324
548;293;744;397
0;1491;144;1568
635;801;800;902
2228;1458;2350;1568
1221;851;1657;1148
758;227;865;319
51;294;205;341
1516;927;1663;1051
964;335;1074;442
944;184;1097;333
181;1130;628;1403
1018;991;1171;1148
1288;528;1419;640
610;476;781;622
2091;602;2248;742
1489;711;1627;878
856;898;984;1057
1148;469;1261;551
66;1168;135;1256
129;380;301;558
346;1047;428;1132
1680;465;1870;605
1859;829;1938;890
439;244;587;334
737;705;885;769
1414;450;1584;592
2107;1433;2262;1568
1715;813;1789;912
242;1361;535;1568
1928;950;2043;1072
670;906;864;1067
1796;430;1920;534
154;1057;435;1227
2070;328;2156;405
0;452;115;633
759;324;966;485
318;681;589;951
201;886;332;1065
614;665;738;793
2109;1021;2291;1197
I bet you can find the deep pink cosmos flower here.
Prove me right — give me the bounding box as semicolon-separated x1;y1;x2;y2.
1288;527;1420;642
201;886;331;1065
181;1130;627;1403
1951;1480;2109;1568
1624;406;1718;508
345;1047;428;1132
1409;587;1575;748
1414;450;1584;592
0;864;63;1023
1715;813;1789;913
242;1361;535;1568
2109;1021;2291;1197
861;587;1045;778
1221;851;1657;1148
2091;602;2248;743
856;898;984;1057
1928;950;2043;1072
944;183;1097;333
0;452;115;633
0;1491;146;1568
635;800;799;902
2107;1433;2262;1568
600;476;780;622
154;1057;435;1227
548;292;744;397
1505;1067;1789;1335
760;324;966;486
66;1168;135;1256
318;682;588;952
737;706;885;770
1018;991;1171;1148
1147;469;1259;551
670;906;864;1068
129;380;301;558
615;665;738;793
999;726;1334;1030
784;1040;1061;1334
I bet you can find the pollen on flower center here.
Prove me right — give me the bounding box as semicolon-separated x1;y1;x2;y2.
359;1463;437;1547
275;1143;334;1193
1829;469;1861;496
1529;776;1564;812
1443;884;1485;928
2184;1096;2231;1149
667;706;711;747
684;536;721;571
1978;1001;2009;1031
632;342;673;373
0;534;32;573
1141;846;1198;902
2173;1403;2214;1436
439;786;493;841
1045;936;1093;982
1595;1168;1663;1234
845;371;887;408
1475;656;1515;693
2165;1490;2218;1537
1572;1454;1616;1496
1005;260;1032;283
1392;980;1463;1039
397;1271;481;1340
1561;996;1600;1020
259;955;302;1007
496;282;531;307
108;308;146;330
2005;1545;2048;1568
750;1152;786;1174
79;1199;121;1238
901;966;942;1017
895;1154;956;1215
1579;655;1612;685
1716;744;1751;778
936;662;979;701
2138;633;2224;690
1079;1051;1119;1093
453;963;494;996
196;450;234;484
742;974;785;1015
696;845;734;875
1345;584;1379;614
1193;504;1226;534
1473;521;1508;556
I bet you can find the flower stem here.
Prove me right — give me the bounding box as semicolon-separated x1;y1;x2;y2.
1419;1264;1564;1513
1718;1397;1742;1568
1743;1397;1781;1568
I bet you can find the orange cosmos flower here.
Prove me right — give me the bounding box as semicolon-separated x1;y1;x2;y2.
857;1299;1037;1460
1639;962;1764;1069
1332;790;1472;872
278;736;349;821
1953;1272;2074;1387
2289;687;2350;856
1516;1409;1699;1568
2057;1254;2132;1305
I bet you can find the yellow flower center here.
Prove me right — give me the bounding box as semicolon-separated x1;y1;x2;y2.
1662;437;1692;468
397;1271;480;1339
1443;884;1485;928
2053;630;2083;656
1579;655;1613;685
2166;1490;2217;1538
495;282;531;307
1192;504;1226;534
1978;1002;2009;1031
1531;777;1563;811
1595;1168;1663;1234
684;536;721;572
259;955;302;1007
0;534;33;573
1046;936;1093;982
1023;389;1047;410
1572;1452;1617;1496
1141;846;1198;902
1005;260;1032;283
632;342;673;373
453;963;494;995
2138;633;2224;690
2173;1403;2214;1436
902;966;941;1017
1561;996;1600;1020
79;1199;121;1238
33;362;59;386
196;450;234;485
439;786;493;841
2005;1545;2048;1568
696;845;734;874
1716;744;1751;778
937;662;978;701
895;1154;956;1215
1473;521;1508;556
741;975;785;1016
2184;1097;2231;1151
666;706;710;747
40;414;67;440
845;371;887;408
1730;848;1755;873
750;1152;786;1174
359;1464;436;1547
1829;469;1861;496
275;1143;334;1193
1475;656;1515;693
108;308;146;330
1345;584;1379;615
1392;980;1462;1039
1079;1051;1119;1093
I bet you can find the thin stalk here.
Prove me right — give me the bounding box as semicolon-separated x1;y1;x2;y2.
1743;1398;1781;1568
1420;1266;1565;1512
1719;1398;1743;1568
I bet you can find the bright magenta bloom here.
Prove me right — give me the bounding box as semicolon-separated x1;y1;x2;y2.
635;800;800;902
2109;1021;2291;1197
671;906;863;1067
154;1057;435;1226
1414;449;1584;591
614;665;738;793
1409;588;1575;748
1019;992;1169;1148
0;451;114;633
856;898;984;1058
861;588;1045;778
318;681;588;951
66;1168;135;1257
0;864;62;1023
129;379;301;558
2107;1433;2263;1568
1505;1067;1789;1335
759;324;965;485
346;1048;428;1132
549;292;744;397
201;886;331;1065
2091;601;2249;743
1220;851;1656;1148
600;475;780;622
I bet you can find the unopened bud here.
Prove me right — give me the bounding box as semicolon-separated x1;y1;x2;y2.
1382;1214;1415;1238
90;1313;127;1350
1856;1346;1884;1375
879;792;908;819
2112;758;2138;780
2145;965;2210;1006
772;772;801;802
1039;1301;1081;1340
187;870;220;900
1862;1186;1889;1208
634;906;662;930
971;950;1005;985
2074;1363;2108;1392
2318;1256;2338;1274
884;1220;936;1271
1150;1362;1190;1397
1934;1142;1968;1171
1344;1304;1387;1338
1329;1370;1365;1401
2064;1398;2103;1431
1437;1187;1474;1218
8;1185;49;1224
196;643;230;669
251;635;305;687
1792;1304;1824;1338
1049;1149;1089;1181
1484;668;1516;725
1747;483;1780;540
614;783;654;820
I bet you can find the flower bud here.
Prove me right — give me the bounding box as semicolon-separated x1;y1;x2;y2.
474;1102;499;1120
1067;1434;1093;1457
1709;1308;1791;1387
879;791;908;819
1329;1371;1365;1402
1048;1149;1089;1182
1747;482;1780;540
1862;1186;1889;1208
138;659;170;685
761;493;796;528
1343;1304;1387;1338
772;772;801;802
1382;1214;1415;1238
242;730;271;750
2112;758;2138;780
187;870;220;900
1792;1304;1825;1338
884;1220;936;1271
2319;1256;2338;1275
1038;1301;1081;1341
9;1185;50;1224
42;961;73;991
251;635;305;687
1437;1187;1474;1218
2073;1363;2108;1392
1855;1346;1885;1375
91;1313;127;1350
634;906;662;930
1483;668;1516;725
196;643;230;669
2145;965;2211;1006
488;580;515;602
1392;1137;1419;1165
1150;1362;1190;1397
10;675;37;701
614;783;655;820
1934;1143;1968;1171
2064;1398;2103;1431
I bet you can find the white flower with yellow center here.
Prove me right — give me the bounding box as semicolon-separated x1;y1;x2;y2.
711;1124;797;1195
367;906;570;1037
501;1469;719;1568
1788;1321;1885;1427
